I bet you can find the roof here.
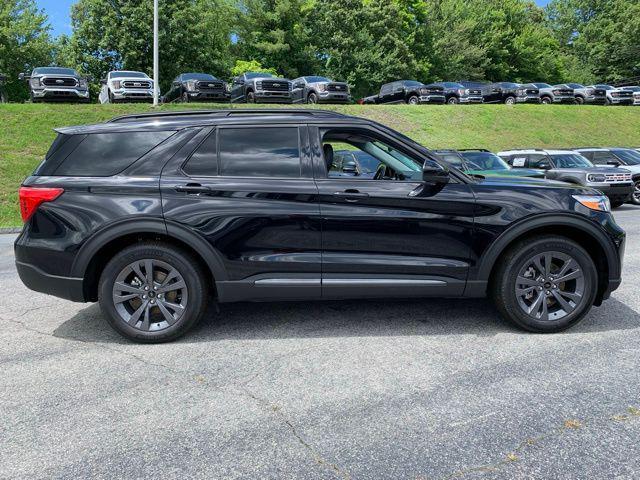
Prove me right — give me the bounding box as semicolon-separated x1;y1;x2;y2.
497;149;580;155
54;109;367;135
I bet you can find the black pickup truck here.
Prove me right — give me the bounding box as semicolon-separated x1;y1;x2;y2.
361;80;445;105
484;82;541;105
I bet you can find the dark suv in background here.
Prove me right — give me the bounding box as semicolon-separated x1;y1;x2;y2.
291;76;350;104
16;109;625;342
19;67;91;103
162;73;229;103
230;72;293;103
433;82;483;104
484;82;540;104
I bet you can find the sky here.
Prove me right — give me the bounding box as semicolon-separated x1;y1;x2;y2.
38;0;551;38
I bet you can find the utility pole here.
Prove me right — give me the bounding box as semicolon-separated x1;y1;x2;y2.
153;0;159;106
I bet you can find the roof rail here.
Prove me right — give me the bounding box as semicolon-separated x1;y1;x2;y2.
108;108;347;123
458;148;490;152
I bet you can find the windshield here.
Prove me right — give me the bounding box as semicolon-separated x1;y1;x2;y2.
501;82;519;88
551;154;593;168
304;76;330;83
596;84;613;90
534;83;552;88
33;67;77;76
568;83;584;89
460;152;510;171
111;71;149;79
352;152;381;173
183;73;215;81
612;149;640;165
405;81;423;88
623;86;640;92
246;72;274;79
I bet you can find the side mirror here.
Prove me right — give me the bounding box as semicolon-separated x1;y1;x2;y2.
173;81;181;86
18;73;26;81
422;158;450;184
342;161;358;175
607;160;621;166
100;79;107;85
538;161;551;170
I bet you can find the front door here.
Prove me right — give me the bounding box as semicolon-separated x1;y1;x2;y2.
310;125;476;299
161;124;322;302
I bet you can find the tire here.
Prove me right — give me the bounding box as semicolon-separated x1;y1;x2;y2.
182;92;190;103
575;96;584;105
0;92;6;104
447;96;459;105
504;96;516;105
491;235;597;333
307;92;318;104
98;242;209;343
541;96;552;105
246;90;255;103
407;95;419;105
631;180;640;205
108;90;117;104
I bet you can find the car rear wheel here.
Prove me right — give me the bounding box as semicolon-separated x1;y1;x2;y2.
631;180;640;205
98;242;209;343
407;95;419;105
491;236;597;333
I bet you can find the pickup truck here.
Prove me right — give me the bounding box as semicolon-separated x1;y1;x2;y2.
361;80;445;105
230;72;293;104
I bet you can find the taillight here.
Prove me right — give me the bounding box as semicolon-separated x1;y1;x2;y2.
18;186;64;223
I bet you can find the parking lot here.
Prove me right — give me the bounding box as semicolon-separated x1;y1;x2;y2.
1;206;639;479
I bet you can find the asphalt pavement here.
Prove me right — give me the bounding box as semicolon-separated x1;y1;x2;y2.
2;206;640;479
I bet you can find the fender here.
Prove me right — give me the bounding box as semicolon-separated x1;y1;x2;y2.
475;212;620;282
70;216;229;282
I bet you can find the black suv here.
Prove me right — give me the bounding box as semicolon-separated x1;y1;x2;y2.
484;82;540;104
19;67;91;103
0;73;6;103
16;109;625;342
162;73;230;103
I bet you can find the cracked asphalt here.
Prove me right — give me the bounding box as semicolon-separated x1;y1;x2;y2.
2;206;640;479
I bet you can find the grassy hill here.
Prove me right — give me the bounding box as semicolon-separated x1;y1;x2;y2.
2;103;640;227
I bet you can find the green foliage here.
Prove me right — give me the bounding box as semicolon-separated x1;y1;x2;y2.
230;60;278;77
0;0;53;101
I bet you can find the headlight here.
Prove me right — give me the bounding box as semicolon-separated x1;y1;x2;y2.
225;83;230;92
186;80;197;91
517;89;526;95
458;89;466;95
256;81;263;90
317;84;326;92
30;77;41;88
587;173;606;183
112;80;121;89
573;195;610;212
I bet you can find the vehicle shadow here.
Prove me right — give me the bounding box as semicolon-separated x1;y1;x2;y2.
52;296;640;345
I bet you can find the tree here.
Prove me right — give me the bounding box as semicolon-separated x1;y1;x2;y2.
0;0;54;101
66;0;235;92
230;59;278;77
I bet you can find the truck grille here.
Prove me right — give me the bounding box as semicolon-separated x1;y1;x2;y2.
525;88;539;95
553;89;573;95
327;83;348;92
612;91;632;98
423;87;444;94
42;77;77;87
122;80;152;89
260;80;290;92
467;89;482;95
606;173;632;183
197;80;224;91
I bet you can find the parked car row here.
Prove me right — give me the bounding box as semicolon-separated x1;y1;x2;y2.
8;65;640;106
359;80;639;106
430;147;640;207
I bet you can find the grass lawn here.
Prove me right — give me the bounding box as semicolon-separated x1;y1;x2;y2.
1;102;640;227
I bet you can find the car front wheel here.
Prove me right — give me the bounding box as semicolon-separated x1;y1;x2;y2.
631;180;640;205
447;96;459;105
491;236;597;333
307;92;318;104
98;242;209;343
407;95;419;105
504;96;516;105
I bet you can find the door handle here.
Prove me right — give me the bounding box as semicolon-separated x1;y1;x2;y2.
334;189;369;202
175;183;211;194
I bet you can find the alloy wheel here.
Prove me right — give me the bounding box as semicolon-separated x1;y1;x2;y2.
515;251;585;321
112;259;188;332
633;180;640;204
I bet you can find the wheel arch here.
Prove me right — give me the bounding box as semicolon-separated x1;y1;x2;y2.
475;214;619;305
71;217;228;301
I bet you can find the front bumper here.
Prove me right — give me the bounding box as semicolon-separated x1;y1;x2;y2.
459;96;483;103
419;95;446;104
255;91;293;103
187;91;230;102
16;261;85;303
516;96;541;104
552;96;576;103
585;96;607;105
591;182;634;201
112;89;154;101
317;92;351;104
32;88;90;101
608;97;633;105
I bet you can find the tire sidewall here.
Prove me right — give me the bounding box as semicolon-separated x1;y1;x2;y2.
498;237;597;333
98;244;207;343
407;95;419;105
308;92;318;104
632;180;640;205
246;91;255;103
447;96;459;105
505;96;516;105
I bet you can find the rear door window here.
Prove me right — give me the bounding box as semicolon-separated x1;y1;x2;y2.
527;154;548;168
218;127;301;178
51;131;174;176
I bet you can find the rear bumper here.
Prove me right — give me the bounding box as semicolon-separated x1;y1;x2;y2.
16;261;85;303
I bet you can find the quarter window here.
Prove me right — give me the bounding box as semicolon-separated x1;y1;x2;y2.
218;127;301;178
183;131;218;176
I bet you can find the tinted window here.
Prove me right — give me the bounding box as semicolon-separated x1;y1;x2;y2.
534;83;552;88
304;76;330;83
611;149;640;165
53;131;174;176
590;151;618;165
436;153;464;168
568;83;584;89
245;72;274;79
218;127;300;178
551;154;593;168
404;81;423;88
183;131;218;176
528;154;549;168
460;152;509;171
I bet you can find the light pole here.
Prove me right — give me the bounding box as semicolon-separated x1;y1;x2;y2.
153;0;159;106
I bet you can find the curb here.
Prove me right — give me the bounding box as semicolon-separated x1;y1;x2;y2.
0;227;21;234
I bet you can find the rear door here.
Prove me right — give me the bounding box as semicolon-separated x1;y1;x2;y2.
160;124;322;302
310;124;476;299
